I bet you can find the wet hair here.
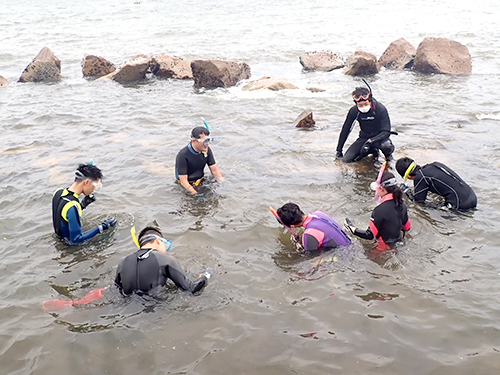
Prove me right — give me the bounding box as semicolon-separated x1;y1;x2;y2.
191;126;210;139
138;226;163;246
396;157;417;178
352;87;370;99
75;163;103;182
381;171;404;208
277;203;304;227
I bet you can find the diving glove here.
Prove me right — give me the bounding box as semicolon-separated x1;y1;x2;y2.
399;183;415;201
81;193;96;208
98;217;117;233
199;268;213;280
343;218;357;235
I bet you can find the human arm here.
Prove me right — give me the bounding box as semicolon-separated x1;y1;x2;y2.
344;217;375;240
302;232;320;252
208;164;224;182
178;174;197;194
163;256;207;294
412;175;429;203
66;206;101;243
336;107;357;155
367;103;391;144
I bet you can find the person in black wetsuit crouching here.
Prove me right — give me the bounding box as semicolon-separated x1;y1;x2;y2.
344;172;411;250
336;86;395;163
115;226;211;295
396;157;477;211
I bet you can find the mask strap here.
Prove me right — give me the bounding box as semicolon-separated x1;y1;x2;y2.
403;162;416;181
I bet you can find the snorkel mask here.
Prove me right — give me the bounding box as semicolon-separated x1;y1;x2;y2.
138;234;172;251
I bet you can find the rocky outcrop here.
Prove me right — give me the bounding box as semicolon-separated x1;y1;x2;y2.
413;37;472;75
81;54;116;79
299;51;344;71
379;38;416;70
306;84;341;93
18;47;61;83
343;50;380;76
242;76;298;91
293;109;315;128
98;57;150;83
191;59;251;88
0;75;7;87
150;55;193;79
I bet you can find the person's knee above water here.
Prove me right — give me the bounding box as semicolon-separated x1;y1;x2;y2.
276;203;350;252
396;157;477;211
52;163;116;244
114;226;211;295
344;172;411;250
335;85;395;163
175;125;224;195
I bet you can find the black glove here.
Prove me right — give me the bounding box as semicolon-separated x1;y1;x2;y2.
335;150;343;159
80;193;96;208
291;235;304;251
343;218;357;235
399;183;414;201
98;217;117;233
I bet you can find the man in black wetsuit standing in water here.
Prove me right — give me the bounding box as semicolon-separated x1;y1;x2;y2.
115;226;212;295
336;86;395;163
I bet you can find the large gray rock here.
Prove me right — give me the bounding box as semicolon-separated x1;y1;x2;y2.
98;57;150;83
379;38;416;70
18;47;61;83
299;51;344;71
343;50;380;76
81;54;116;79
0;75;7;87
413;37;472;75
241;76;298;91
191;59;251;88
150;55;193;79
293;109;315;128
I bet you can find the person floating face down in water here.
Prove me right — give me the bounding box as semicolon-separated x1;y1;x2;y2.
344;172;411;250
115;226;212;296
336;86;395;163
52;163;116;244
276;203;351;252
175;126;224;195
396;157;477;211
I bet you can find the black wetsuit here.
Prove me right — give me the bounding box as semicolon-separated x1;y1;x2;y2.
115;248;207;295
336;98;394;162
353;193;411;249
412;162;477;210
175;143;216;181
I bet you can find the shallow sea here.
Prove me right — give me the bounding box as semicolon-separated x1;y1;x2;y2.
1;0;500;374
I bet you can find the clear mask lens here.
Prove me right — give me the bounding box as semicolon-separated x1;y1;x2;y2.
92;180;102;192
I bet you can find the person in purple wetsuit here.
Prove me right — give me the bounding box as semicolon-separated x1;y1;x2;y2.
276;203;350;252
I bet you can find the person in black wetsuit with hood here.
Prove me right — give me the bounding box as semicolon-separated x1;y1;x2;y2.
344;171;410;250
115;226;211;295
336;85;395;163
396;156;477;211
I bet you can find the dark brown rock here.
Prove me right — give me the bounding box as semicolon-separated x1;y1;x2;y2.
150;55;193;79
81;54;116;79
18;47;61;83
0;75;7;87
413;37;472;75
294;109;315;128
299;51;344;71
343;50;380;76
379;38;416;69
191;59;251;88
242;76;298;91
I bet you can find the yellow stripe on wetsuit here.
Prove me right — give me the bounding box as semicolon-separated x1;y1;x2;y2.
59;189;82;221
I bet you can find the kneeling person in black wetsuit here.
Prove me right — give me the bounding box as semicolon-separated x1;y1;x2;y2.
396;157;477;211
175;126;224;195
115;226;211;295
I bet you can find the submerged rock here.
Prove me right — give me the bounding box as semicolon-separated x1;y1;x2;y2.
191;59;251;88
299;51;344;71
81;54;116;79
379;38;416;70
18;47;61;83
413;37;472;75
98;57;150;83
150;55;193;79
242;76;298;91
343;50;380;76
294;109;315;128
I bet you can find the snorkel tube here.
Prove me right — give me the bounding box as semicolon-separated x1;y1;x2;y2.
361;78;372;99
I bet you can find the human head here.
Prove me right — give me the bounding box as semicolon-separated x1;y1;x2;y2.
190;126;212;152
277;203;305;227
379;171;404;205
396;157;417;180
352;87;371;112
138;226;170;253
73;163;103;196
